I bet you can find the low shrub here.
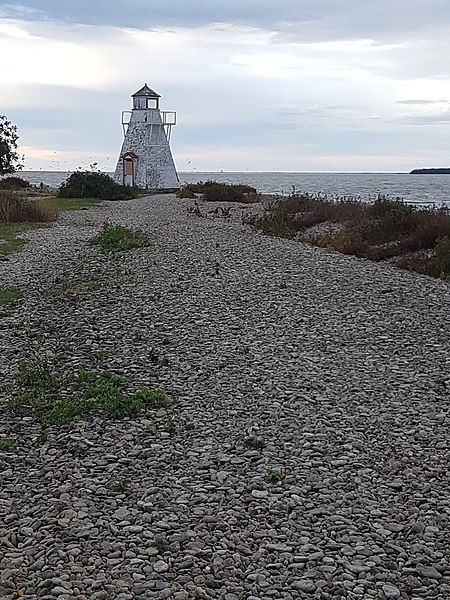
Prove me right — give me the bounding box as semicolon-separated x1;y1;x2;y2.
185;181;259;203
396;236;450;280
92;225;151;253
250;210;296;238
176;186;196;199
0;191;56;223
0;176;31;190
59;171;137;201
251;192;450;280
432;236;450;278
313;229;371;258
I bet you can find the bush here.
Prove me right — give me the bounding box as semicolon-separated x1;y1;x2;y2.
0;191;56;223
370;196;413;219
432;236;450;278
59;171;137;201
0;176;30;189
176;186;196;199
185;181;259;203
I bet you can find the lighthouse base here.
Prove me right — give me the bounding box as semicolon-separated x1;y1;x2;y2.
114;146;180;191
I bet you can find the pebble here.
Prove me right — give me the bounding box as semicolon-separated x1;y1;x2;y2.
0;195;448;598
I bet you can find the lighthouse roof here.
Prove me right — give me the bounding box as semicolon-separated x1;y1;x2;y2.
132;83;160;98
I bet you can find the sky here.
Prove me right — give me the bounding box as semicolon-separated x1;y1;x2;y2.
1;0;450;172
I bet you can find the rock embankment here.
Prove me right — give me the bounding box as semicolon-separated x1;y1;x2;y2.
0;195;449;599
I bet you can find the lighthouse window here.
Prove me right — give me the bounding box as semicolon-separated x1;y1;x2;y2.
147;98;158;109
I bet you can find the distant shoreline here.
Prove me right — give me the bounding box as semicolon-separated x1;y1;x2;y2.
410;168;450;175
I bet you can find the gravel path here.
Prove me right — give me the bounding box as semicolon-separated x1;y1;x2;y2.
0;195;449;600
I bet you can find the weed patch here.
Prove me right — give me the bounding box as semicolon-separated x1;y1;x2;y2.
0;286;22;308
244;436;266;450
0;437;17;452
93;225;151;253
265;471;285;486
165;417;175;434
152;539;169;554
69;443;88;458
7;361;167;426
109;481;128;493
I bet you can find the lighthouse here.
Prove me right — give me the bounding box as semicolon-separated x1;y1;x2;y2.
114;84;180;191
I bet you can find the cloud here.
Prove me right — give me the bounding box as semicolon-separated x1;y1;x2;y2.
397;99;448;105
1;5;450;171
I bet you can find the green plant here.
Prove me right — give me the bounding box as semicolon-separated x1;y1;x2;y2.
148;348;159;364
137;450;150;460
0;286;23;308
0;114;23;175
93;225;151;253
69;443;88;457
152;539;169;554
89;350;106;361
265;470;284;486
244;436;266;450
8;361;167;425
165;417;175;434
0;437;17;451
109;481;128;493
431;236;450;279
59;170;137;201
159;357;170;367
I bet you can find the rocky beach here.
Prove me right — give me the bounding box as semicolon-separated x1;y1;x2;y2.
0;195;449;599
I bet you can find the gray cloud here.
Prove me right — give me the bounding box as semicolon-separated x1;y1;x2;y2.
2;0;450;42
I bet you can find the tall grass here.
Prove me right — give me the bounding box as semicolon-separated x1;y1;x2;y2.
0;190;56;223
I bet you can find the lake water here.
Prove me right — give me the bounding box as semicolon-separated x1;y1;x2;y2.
19;171;450;207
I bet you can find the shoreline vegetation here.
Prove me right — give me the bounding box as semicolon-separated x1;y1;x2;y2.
410;168;450;174
246;193;450;280
1;174;449;280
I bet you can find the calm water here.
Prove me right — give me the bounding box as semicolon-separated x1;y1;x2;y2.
19;171;450;207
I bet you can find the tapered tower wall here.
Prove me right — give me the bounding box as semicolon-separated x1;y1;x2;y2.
114;87;179;191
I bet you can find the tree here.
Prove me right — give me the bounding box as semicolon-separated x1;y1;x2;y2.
0;115;23;176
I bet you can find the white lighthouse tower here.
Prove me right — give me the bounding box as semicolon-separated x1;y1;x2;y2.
114;84;180;190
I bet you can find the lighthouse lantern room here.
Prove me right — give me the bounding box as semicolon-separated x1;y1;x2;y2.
114;84;180;191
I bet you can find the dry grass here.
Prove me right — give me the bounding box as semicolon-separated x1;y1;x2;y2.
0;191;56;223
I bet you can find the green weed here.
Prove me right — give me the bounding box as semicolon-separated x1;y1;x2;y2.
109;481;128;493
93;225;151;253
8;361;167;425
165;417;175;434
244;436;266;450
148;348;159;364
0;437;17;452
152;539;169;554
69;443;88;458
0;286;23;308
265;471;284;486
